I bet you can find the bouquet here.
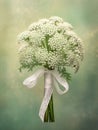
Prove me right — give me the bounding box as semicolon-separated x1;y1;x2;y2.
17;16;84;122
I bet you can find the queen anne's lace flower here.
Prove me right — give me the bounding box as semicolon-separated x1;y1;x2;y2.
17;31;30;43
18;16;84;76
48;33;67;51
49;16;63;25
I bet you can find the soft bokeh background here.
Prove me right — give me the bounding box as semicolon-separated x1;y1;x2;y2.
0;0;98;130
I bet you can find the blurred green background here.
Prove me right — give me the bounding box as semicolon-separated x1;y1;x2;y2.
0;0;98;130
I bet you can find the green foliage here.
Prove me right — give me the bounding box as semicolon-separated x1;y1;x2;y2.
57;66;71;81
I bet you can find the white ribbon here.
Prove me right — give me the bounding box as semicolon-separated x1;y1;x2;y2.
23;68;69;122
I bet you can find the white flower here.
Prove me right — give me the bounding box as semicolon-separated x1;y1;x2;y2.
40;23;57;36
57;22;73;34
47;52;62;68
29;31;45;46
35;48;48;65
18;16;84;72
17;31;30;43
49;16;63;25
19;46;35;66
28;22;41;31
48;33;67;51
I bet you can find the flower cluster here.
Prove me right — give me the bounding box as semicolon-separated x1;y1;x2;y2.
18;16;84;78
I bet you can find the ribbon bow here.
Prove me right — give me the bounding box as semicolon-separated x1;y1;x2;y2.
23;68;69;122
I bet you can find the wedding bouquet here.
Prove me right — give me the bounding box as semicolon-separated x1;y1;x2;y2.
18;16;83;122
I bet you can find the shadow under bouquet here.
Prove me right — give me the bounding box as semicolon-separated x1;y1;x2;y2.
17;16;84;122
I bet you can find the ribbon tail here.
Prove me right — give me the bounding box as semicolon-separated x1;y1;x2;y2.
23;68;45;88
39;71;53;122
52;70;69;95
39;87;53;122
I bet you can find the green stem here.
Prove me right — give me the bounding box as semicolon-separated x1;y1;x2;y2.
44;107;48;122
48;94;55;122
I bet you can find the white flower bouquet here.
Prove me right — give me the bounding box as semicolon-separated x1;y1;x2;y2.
18;16;83;122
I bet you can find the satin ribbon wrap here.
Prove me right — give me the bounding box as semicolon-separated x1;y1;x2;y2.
23;68;69;122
